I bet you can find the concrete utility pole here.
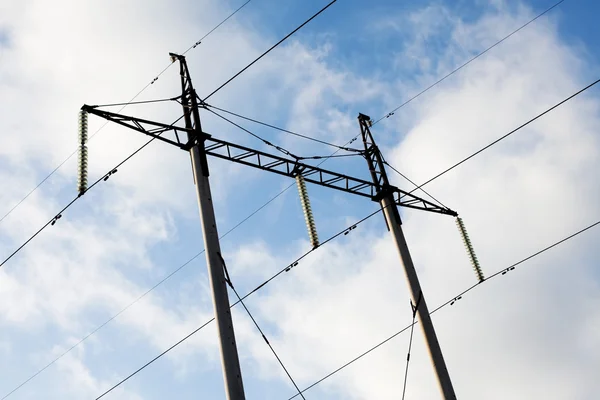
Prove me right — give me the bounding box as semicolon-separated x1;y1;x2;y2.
174;53;246;400
358;113;457;400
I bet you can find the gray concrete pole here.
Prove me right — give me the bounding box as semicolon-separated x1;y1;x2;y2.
380;195;457;400
189;143;246;400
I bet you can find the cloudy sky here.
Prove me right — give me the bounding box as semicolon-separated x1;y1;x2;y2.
1;0;599;399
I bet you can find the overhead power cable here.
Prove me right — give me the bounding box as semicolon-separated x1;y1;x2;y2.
0;250;204;400
0;0;252;228
0;137;151;270
96;318;215;400
89;97;179;108
286;217;600;399
13;74;592;390
181;0;252;55
1;186;293;400
373;0;567;125
207;108;298;158
205;103;363;153
202;0;338;102
382;159;447;209
92;207;383;399
403;78;600;198
0;113;190;271
208;108;362;161
401;296;420;400
3;111;374;399
222;255;306;400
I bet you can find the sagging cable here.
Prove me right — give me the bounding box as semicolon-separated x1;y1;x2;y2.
77;110;89;196
456;217;484;283
296;174;319;248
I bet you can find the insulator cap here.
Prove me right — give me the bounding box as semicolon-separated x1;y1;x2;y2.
77;110;89;196
456;217;484;283
296;175;319;248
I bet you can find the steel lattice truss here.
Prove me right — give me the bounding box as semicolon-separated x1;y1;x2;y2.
81;105;457;217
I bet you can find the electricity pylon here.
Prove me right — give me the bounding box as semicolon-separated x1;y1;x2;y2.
81;53;459;400
358;113;456;399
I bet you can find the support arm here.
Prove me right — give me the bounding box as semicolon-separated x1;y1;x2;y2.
80;105;457;216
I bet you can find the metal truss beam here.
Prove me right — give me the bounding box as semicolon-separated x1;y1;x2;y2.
81;107;457;217
81;105;194;149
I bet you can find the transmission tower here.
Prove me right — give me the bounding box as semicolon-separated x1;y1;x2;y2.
81;53;463;400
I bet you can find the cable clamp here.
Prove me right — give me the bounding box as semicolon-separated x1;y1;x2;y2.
217;252;234;289
285;261;299;272
501;266;516;275
103;168;118;181
450;295;462;306
50;214;62;226
343;225;357;235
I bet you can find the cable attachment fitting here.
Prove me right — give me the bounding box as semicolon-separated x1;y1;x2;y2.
284;261;299;272
217;252;234;289
77;110;89;196
295;174;319;249
456;217;484;283
103;168;118;181
50;214;62;226
344;225;357;235
501;266;516;275
450;295;462;306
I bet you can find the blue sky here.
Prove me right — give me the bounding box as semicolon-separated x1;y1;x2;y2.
0;0;599;399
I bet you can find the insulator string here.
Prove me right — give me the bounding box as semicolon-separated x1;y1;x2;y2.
296;175;319;248
77;110;89;196
456;217;484;283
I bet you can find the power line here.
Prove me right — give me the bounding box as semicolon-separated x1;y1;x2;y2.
89;97;179;108
0;134;158;270
286;1;568;183
0;0;251;228
96;317;215;400
181;0;252;55
382;159;447;209
403;78;600;197
1;185;293;399
2;165;376;398
222;255;306;400
2;116;369;399
401;296;420;400
92;207;383;398
207;107;298;158
14;67;586;391
208;107;362;161
286;217;600;399
372;0;567;125
0;113;189;270
0;249;203;400
205;103;363;153
202;0;338;102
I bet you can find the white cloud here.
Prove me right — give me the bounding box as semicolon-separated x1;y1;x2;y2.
218;3;600;400
0;0;599;399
